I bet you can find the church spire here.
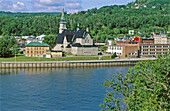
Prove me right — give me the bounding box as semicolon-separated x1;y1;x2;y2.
60;8;66;24
59;8;67;33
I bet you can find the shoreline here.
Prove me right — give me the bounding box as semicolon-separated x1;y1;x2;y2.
0;58;156;68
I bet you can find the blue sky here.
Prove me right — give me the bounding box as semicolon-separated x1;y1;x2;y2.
0;0;135;13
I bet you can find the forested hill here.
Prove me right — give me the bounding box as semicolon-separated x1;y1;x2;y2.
0;0;169;42
0;11;60;17
133;0;169;7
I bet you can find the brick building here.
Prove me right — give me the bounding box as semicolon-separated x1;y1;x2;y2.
107;44;139;57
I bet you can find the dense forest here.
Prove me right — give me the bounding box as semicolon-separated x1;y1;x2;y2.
0;0;169;42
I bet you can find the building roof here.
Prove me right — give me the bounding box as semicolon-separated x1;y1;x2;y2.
25;42;50;47
72;43;98;47
56;30;88;44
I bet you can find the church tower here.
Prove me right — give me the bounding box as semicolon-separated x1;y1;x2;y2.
59;8;67;33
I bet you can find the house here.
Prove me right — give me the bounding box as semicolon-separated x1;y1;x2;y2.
17;38;25;50
129;30;134;35
36;34;46;43
152;6;156;8
53;9;98;56
154;34;170;44
133;37;154;43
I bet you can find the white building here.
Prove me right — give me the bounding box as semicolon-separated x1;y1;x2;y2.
129;30;134;35
154;34;170;44
106;45;123;56
36;34;46;43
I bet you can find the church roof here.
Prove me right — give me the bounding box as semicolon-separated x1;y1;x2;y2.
56;30;88;44
72;43;98;47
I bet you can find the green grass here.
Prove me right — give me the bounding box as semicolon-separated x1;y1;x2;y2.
0;56;113;62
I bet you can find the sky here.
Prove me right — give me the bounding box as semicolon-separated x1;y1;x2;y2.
0;0;135;13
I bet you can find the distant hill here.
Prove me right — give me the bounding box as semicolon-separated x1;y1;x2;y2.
0;11;60;17
129;0;170;8
135;0;169;5
0;0;169;41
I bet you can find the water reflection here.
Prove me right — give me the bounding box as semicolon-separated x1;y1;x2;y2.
0;67;117;75
0;68;19;75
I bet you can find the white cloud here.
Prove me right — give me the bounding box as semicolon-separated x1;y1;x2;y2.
32;0;82;13
0;0;82;13
0;1;27;11
12;1;26;11
39;0;63;5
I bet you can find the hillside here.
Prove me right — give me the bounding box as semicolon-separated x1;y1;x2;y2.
0;0;169;42
0;11;60;17
134;0;169;6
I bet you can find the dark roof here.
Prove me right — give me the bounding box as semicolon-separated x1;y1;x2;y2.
56;30;88;44
72;43;98;47
142;38;154;40
26;42;50;47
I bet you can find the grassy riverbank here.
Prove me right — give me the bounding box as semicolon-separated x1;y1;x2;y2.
0;56;113;62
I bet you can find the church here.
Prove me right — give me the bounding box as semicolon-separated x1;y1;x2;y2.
53;9;98;55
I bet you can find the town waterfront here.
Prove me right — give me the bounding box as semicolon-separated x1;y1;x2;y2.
0;66;132;111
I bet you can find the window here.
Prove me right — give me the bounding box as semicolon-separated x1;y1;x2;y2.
143;49;148;51
150;46;155;48
143;46;148;48
150;49;155;51
143;53;148;55
156;46;162;48
163;49;168;51
163;46;168;48
150;53;155;55
156;49;162;51
27;51;29;53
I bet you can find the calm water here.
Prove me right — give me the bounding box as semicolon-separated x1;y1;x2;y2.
0;66;132;111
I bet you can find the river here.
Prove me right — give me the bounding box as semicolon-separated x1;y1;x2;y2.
0;66;132;111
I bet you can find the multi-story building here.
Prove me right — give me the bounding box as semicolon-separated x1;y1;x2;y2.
106;45;123;56
154;34;170;44
139;43;170;57
24;42;50;57
106;44;139;57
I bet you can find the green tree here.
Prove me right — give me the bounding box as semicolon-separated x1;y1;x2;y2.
100;52;170;110
111;52;117;58
0;36;18;57
43;35;57;48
